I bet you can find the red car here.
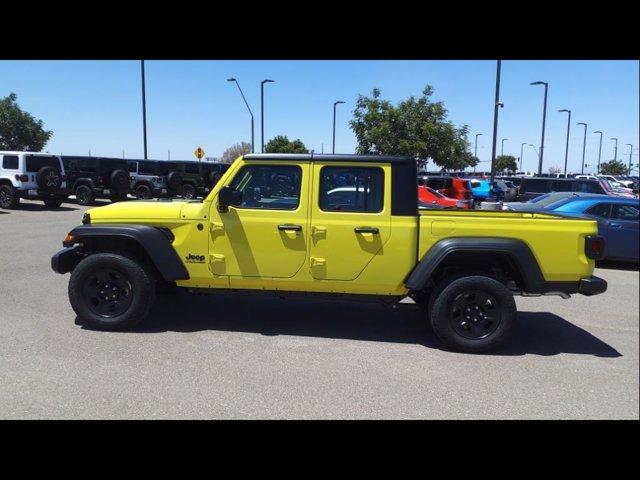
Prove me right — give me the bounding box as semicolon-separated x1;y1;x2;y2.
418;185;470;209
418;175;473;207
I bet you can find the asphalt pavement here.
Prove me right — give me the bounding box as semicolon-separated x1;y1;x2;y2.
0;199;638;419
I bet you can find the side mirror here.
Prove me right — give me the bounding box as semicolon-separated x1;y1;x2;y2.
218;186;242;212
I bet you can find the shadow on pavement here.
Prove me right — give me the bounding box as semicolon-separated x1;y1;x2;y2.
596;260;639;271
79;294;621;358
13;203;78;212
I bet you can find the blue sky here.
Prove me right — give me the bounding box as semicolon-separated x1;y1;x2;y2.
1;60;638;173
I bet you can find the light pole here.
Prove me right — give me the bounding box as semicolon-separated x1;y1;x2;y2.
626;144;633;175
594;130;603;174
489;60;502;184
611;137;618;161
528;144;540;169
227;78;255;153
501;138;508;156
474;133;482;172
520;142;526;172
141;60;148;160
577;122;587;174
332;101;345;154
558;109;571;176
530;81;549;175
261;79;275;152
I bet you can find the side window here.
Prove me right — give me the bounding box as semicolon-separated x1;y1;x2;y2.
128;162;137;173
575;181;602;194
611;204;639;221
551;180;572;192
139;163;156;175
523;179;549;192
586;203;611;218
319;166;384;213
229;164;302;210
2;155;19;170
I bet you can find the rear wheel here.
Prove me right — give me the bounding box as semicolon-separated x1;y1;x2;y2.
0;184;20;209
75;185;95;206
69;253;156;330
181;183;196;199
429;275;516;353
135;184;153;199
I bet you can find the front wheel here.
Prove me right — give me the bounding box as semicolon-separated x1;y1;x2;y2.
68;253;156;330
75;185;95;206
429;276;516;353
181;183;196;199
135;184;153;200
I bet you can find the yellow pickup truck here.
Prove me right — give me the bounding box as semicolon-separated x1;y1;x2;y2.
52;154;607;352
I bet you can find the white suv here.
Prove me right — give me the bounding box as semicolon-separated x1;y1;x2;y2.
0;151;67;209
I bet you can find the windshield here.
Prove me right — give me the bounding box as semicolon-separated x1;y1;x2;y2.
527;193;575;206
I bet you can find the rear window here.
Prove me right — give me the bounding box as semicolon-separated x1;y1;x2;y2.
319;166;384;213
586;203;611;218
25;155;60;172
574;181;603;194
138;162;158;175
2;155;19;170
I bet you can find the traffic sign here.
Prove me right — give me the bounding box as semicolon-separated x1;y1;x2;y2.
194;147;205;159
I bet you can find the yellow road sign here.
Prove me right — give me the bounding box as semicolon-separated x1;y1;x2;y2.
194;147;205;159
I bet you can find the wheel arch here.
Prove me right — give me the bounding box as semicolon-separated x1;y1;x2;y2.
405;237;546;294
61;224;189;281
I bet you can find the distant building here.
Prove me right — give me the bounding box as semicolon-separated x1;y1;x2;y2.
204;157;221;163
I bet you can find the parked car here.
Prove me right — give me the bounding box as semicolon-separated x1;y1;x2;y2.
503;192;604;212
492;179;517;202
52;153;607;353
601;179;636;198
417;185;468;208
516;177;609;201
417;175;473;207
0;151;67;209
61;156;130;205
598;174;635;189
128;160;182;199
465;178;491;202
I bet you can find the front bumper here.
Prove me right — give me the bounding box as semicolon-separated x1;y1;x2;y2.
578;276;608;296
51;245;84;274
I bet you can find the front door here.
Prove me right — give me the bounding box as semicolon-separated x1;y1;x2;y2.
309;162;391;281
607;203;639;260
208;162;309;278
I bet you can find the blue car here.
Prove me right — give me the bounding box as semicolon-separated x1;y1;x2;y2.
548;196;639;263
465;178;491;202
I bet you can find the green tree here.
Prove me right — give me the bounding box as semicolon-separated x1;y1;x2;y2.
598;160;627;175
349;86;475;170
494;155;517;172
220;141;252;163
0;92;52;151
265;135;308;154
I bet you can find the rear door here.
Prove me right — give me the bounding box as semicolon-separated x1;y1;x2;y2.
309;162;391;280
608;203;639;260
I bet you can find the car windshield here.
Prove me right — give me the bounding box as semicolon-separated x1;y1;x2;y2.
529;193;576;207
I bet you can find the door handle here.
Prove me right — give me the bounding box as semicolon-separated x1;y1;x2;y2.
609;223;622;229
278;224;302;232
354;227;379;234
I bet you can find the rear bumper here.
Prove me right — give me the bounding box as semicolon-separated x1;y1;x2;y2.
578;276;608;296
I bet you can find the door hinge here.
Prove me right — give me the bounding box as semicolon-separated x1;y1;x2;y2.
210;253;225;262
310;257;326;266
209;222;224;232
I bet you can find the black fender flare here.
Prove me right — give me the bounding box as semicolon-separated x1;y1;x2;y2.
405;237;548;293
72;178;96;191
58;224;189;281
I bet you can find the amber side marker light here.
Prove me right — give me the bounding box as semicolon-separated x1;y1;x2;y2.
64;233;75;244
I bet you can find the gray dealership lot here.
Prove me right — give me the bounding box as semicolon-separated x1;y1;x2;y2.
0;199;638;419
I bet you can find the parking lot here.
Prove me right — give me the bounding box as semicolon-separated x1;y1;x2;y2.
0;199;638;419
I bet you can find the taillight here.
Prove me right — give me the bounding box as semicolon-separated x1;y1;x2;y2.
585;235;605;260
15;174;29;182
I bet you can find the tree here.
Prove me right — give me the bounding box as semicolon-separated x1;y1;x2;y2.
349;86;475;170
548;165;562;175
220;142;252;163
599;160;627;175
494;155;517;172
0;92;52;151
265;135;309;154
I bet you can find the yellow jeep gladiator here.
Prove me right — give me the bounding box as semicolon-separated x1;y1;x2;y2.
51;154;607;352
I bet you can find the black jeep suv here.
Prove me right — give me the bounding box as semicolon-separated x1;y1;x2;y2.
61;156;130;205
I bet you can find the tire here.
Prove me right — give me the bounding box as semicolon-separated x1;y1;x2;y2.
181;183;196;199
109;169;130;193
429;275;516;353
166;171;183;192
208;171;222;188
43;196;64;208
36;166;62;192
0;184;20;209
68;253;156;330
135;184;153;200
75;185;95;206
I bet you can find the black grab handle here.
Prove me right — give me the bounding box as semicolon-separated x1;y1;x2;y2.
354;227;379;234
278;224;302;232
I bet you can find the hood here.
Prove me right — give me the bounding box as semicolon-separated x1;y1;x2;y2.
86;198;203;222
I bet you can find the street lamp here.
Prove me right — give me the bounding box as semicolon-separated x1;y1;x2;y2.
332;101;345;154
261;79;275;152
141;60;148;160
227;78;255;153
474;133;482;172
528;143;540;167
594;130;603;174
577;122;587;174
520;142;526;172
626;144;633;175
611;137;618;161
530;81;549;175
558;109;571;176
501;138;508;156
489;60;502;184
